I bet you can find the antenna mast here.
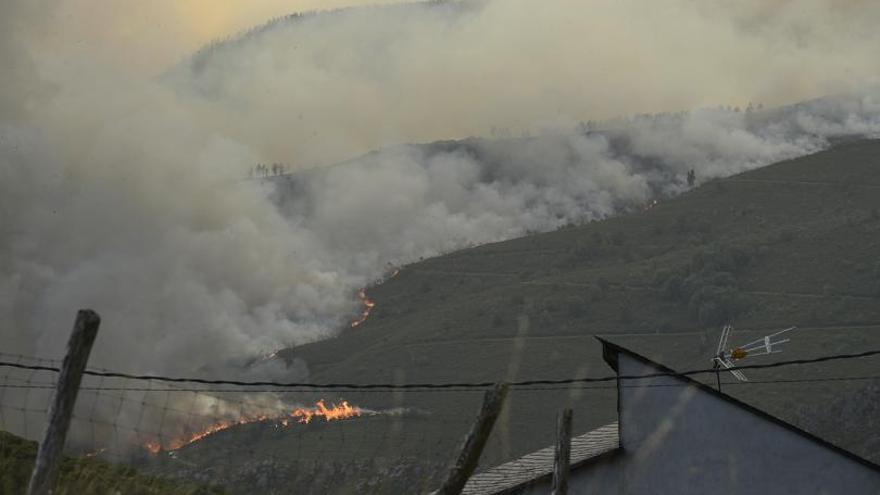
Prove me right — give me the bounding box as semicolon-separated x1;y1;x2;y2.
710;325;796;391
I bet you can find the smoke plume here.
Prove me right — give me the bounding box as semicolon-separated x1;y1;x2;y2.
2;0;880;386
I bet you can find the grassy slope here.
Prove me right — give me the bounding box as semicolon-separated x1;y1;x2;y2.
290;139;880;457
153;140;880;493
0;431;225;495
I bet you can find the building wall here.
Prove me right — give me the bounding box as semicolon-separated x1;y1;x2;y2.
513;352;880;494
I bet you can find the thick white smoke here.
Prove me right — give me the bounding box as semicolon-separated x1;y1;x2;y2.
166;0;880;168
2;0;880;385
275;94;880;292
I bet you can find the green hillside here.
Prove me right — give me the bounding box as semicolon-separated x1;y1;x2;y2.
151;139;880;493
0;431;225;495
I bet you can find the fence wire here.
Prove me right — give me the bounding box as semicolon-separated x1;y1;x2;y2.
1;349;878;494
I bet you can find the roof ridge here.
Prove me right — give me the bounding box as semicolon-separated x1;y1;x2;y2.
461;422;620;495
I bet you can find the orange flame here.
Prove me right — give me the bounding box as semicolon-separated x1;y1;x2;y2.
292;399;362;424
143;400;363;454
350;288;375;328
167;414;271;451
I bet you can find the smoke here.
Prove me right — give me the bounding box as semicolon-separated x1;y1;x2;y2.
2;0;880;387
274;94;880;293
166;0;880;167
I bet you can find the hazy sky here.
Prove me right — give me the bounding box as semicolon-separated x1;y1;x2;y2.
37;0;403;75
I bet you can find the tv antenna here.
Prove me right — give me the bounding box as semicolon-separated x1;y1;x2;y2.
711;324;796;390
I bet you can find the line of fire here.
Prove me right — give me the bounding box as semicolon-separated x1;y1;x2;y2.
146;267;402;456
143;400;364;455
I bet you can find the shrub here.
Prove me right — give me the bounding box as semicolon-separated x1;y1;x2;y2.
688;285;744;326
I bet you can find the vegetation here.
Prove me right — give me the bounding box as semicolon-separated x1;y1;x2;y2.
653;244;757;326
0;431;225;495
150;140;880;493
282;140;880;465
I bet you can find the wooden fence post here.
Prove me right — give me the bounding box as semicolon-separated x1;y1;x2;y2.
27;309;101;495
551;408;573;495
435;383;509;495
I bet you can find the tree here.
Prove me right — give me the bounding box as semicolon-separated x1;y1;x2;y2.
687;169;696;187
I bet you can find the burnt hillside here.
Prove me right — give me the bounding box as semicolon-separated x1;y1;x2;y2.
156;140;880;493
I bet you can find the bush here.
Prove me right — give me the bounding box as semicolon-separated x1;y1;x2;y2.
690;246;754;275
688;285;744;326
0;432;226;495
651;244;757;325
681;270;735;298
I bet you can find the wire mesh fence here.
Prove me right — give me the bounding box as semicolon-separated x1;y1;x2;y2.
0;353;633;493
0;352;492;494
2;347;879;494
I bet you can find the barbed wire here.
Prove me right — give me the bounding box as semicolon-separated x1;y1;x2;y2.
0;348;877;390
1;372;879;394
2;346;878;494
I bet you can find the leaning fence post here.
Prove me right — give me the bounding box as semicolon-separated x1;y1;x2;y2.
435;382;509;495
27;309;101;495
551;408;573;495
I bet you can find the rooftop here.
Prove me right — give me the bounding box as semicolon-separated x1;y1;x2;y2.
461;422;619;495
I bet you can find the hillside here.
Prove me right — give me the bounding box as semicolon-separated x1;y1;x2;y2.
0;431;225;495
142;139;880;493
164;0;481;100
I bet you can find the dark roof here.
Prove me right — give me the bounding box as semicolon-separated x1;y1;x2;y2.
460;422;620;495
597;336;880;473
